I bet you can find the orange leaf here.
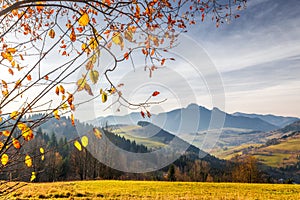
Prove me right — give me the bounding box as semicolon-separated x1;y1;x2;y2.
26;74;32;81
124;52;129;60
55;86;59;95
59;85;65;94
71;113;75;126
70;30;76;42
48;29;55;39
13;138;21;149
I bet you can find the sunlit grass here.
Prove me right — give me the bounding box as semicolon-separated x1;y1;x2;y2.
6;180;300;199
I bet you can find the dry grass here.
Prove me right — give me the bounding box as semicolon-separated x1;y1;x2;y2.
3;180;300;199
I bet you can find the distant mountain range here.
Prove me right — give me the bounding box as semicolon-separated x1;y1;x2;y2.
88;104;297;134
232;112;299;128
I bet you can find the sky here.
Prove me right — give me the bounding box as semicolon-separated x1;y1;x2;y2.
83;0;300;119
1;0;299;121
192;0;300;117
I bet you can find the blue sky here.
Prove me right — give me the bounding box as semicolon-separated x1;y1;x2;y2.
76;0;300;120
184;0;300;117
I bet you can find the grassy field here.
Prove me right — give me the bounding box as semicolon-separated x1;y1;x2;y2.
4;180;300;199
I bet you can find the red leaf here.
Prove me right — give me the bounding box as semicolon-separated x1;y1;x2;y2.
152;91;160;97
146;110;151;118
140;111;145;118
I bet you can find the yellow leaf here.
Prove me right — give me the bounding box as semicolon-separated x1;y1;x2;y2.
76;76;86;91
1;154;9;166
17;122;27;131
3;130;10;137
74;140;82;151
112;32;124;50
93;128;102;139
48;29;55;39
30;172;36;182
10;111;19;120
89;37;98;50
0;117;2;122
89;70;99;84
81;136;89;147
40;147;45;161
78;13;89;27
61;103;68;110
53;109;60;120
22;127;34;141
101;91;107;103
25;155;32;167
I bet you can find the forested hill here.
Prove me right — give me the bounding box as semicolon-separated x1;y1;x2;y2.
0;115;275;183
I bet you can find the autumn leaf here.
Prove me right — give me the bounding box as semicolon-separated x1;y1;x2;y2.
152;91;160;96
78;13;89;26
71;113;75;126
8;68;14;75
26;74;32;81
124;52;129;60
10;111;19;120
101;91;107;103
17;123;27;131
74;140;82;151
3;130;10;137
25;155;32;167
93;128;102;139
53;109;60;120
13;138;21;149
22;127;34;141
89;70;99;84
89;37;99;50
30;172;36;182
40;147;45;161
70;29;76;42
81;136;89;147
147;110;151;118
59;85;65;94
77;76;87;91
48;29;55;39
84;83;93;96
124;30;133;42
140;111;145;118
1;154;9;166
55;86;59;95
112;32;124;50
7;47;17;54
